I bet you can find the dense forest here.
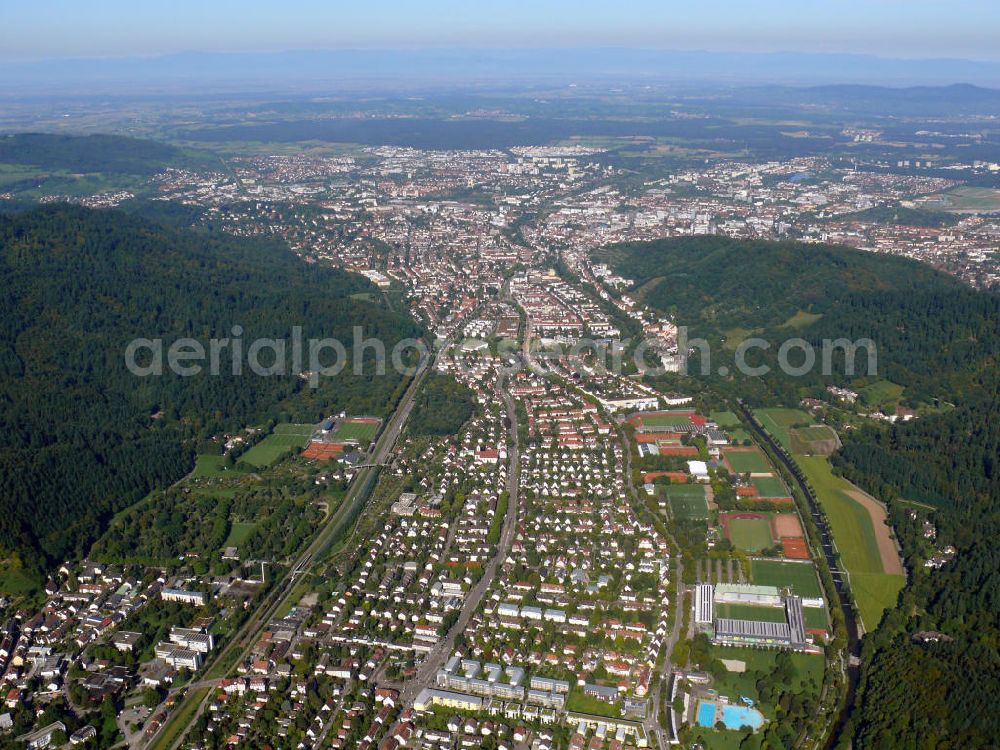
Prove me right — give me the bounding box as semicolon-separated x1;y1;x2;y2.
598;236;1000;748
0;133;194;174
0;204;421;579
409;371;476;436
835;393;1000;749
596;236;999;405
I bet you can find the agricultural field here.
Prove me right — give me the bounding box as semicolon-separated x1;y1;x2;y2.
241;423;313;467
933;186;1000;213
666;484;709;521
750;559;823;598
795;455;904;628
723;448;771;474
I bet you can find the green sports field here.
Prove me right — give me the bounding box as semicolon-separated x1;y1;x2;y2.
333;419;379;442
639;413;691;427
727;517;774;552
667;484;709;521
241;424;313;467
709;411;741;429
752;476;788;498
750;559;823;598
756;408;814;451
191;454;242;478
795;455;904;628
715;603;786;623
724;449;771;474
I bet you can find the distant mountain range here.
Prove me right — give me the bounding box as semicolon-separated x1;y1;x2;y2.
4;48;1000;95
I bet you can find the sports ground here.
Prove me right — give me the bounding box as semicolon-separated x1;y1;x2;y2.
666;484;709;521
722;447;771;474
241;423;313;467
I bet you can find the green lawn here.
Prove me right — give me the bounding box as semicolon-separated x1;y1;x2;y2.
566;688;621;718
667;485;709;521
750;559;823;598
191;454;245;479
724;450;771;474
859;379;904;406
709;646;824;701
755;408;814;451
0;566;41;596
710;411;741;429
751;476;788;498
795;455;904;628
223;522;256;549
727;518;774;552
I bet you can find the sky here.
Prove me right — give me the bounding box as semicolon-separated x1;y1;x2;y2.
2;0;998;62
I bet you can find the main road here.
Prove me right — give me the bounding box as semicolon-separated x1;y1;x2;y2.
395;363;522;708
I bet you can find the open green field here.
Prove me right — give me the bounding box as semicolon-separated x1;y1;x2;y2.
332;419;379;442
750;559;823;598
639;413;691;427
191;454;247;479
859;379;904;406
667;485;709;521
751;476;788;498
795;455;904;628
709;646;824;701
273;423;315;437
710;411;741;429
724;449;771;474
756;408;814;451
790;424;840;456
727;518;774;552
565;687;621;718
0;566;41;596
223;522;256;549
241;425;313;467
716;603;786;623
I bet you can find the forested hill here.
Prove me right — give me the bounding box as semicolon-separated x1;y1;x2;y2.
595;236;998;405
0;133;197;174
0;204;421;577
596;236;1000;749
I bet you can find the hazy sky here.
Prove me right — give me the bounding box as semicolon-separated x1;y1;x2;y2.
3;0;998;62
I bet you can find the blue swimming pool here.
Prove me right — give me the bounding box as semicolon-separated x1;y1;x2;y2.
721;704;765;730
697;701;717;727
697;700;765;731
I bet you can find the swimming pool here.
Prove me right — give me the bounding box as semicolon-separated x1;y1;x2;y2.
697;700;765;731
721;704;765;730
696;701;717;727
